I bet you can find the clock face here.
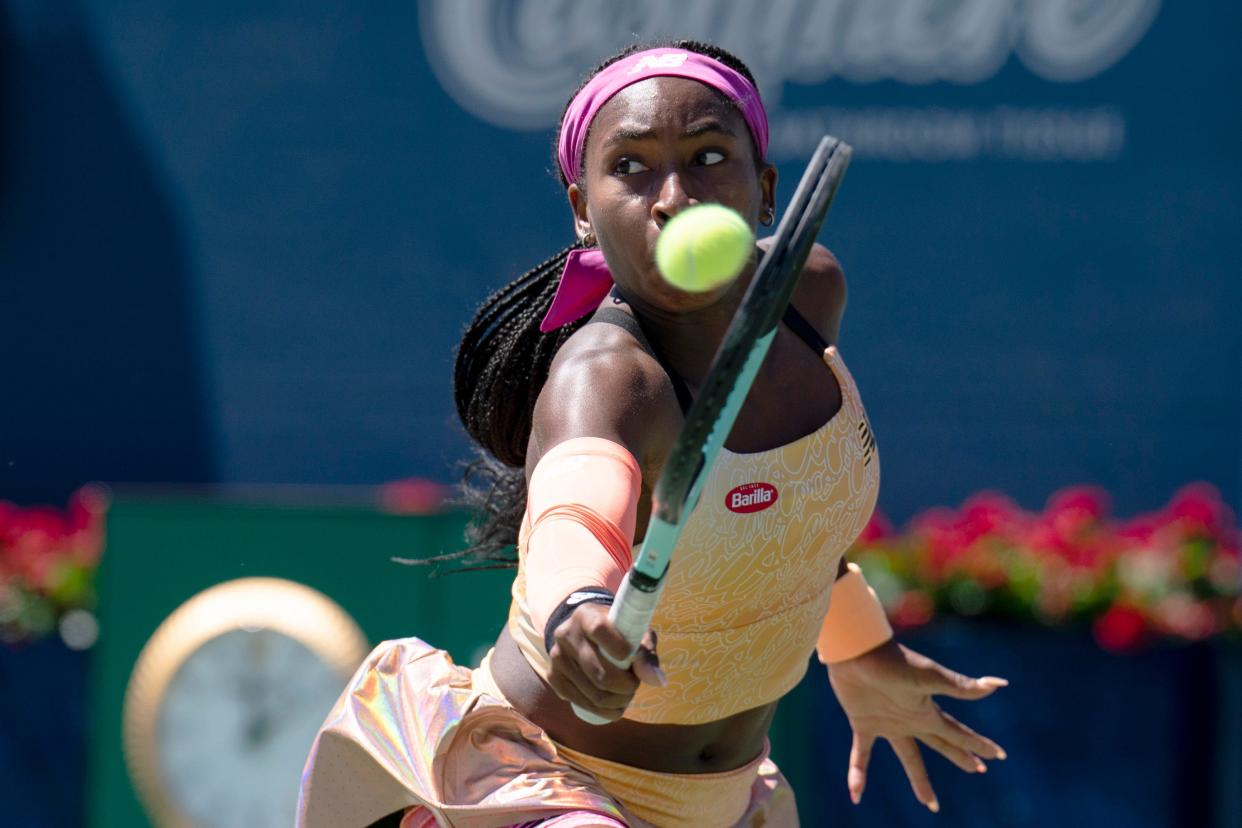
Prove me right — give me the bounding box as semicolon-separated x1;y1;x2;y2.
125;577;368;828
155;628;344;827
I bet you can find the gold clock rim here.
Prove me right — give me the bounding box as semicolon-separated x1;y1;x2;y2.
122;576;369;828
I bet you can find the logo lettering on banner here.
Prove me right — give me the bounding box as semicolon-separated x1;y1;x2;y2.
418;0;1161;136
628;52;689;75
726;482;779;514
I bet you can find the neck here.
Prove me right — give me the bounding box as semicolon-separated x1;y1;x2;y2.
616;265;757;388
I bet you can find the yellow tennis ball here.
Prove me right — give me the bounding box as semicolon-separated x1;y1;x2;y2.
656;204;755;292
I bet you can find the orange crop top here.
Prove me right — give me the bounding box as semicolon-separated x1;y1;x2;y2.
507;307;881;725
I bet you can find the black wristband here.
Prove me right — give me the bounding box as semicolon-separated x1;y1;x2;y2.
543;587;615;653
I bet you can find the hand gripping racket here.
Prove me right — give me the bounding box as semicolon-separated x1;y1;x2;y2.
572;135;853;724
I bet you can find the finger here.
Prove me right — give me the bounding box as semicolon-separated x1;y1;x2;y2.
554;658;631;718
889;737;939;813
923;733;987;775
847;731;875;805
549;640;637;709
545;664;625;721
568;637;641;699
630;642;668;688
927;663;1009;700
554;620;643;695
937;710;1008;760
580;641;644;695
581;609;639;665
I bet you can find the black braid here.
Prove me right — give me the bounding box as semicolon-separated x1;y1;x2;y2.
427;38;760;570
454;242;589;468
427;242;587;569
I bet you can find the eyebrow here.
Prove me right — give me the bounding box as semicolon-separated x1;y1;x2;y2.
601;119;738;150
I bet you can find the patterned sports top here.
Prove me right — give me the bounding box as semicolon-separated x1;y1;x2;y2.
507;305;880;724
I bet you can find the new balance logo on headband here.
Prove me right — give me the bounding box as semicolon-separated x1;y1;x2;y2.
628;52;689;75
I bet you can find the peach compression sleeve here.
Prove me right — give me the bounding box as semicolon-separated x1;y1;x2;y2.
524;437;642;633
816;562;894;664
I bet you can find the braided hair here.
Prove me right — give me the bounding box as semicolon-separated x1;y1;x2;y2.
449;39;761;568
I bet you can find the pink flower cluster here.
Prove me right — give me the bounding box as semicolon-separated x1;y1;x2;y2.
0;486;108;643
850;483;1242;653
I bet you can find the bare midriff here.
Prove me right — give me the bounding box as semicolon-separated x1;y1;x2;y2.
490;625;777;774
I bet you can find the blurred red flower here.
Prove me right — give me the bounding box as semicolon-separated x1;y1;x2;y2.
378;478;450;515
857;512;894;544
1093;604;1146;653
0;486;107;644
1167;483;1235;539
850;482;1241;653
1047;485;1111;522
891;590;935;629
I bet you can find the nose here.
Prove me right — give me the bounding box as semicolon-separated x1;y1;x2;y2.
651;172;699;229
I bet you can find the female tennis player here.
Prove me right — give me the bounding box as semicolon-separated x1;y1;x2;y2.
298;39;1007;828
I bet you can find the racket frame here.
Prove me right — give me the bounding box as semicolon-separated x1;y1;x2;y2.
571;135;853;724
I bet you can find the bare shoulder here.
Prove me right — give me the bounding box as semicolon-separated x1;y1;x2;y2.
526;319;681;477
797;244;847;345
757;239;847;343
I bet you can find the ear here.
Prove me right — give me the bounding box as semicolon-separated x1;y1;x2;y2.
567;183;593;243
759;163;778;220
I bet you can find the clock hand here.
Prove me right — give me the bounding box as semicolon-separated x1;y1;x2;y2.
243;709;273;749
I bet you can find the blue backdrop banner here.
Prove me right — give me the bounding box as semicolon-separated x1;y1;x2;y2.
3;0;1238;522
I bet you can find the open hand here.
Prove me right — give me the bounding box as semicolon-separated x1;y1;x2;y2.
826;639;1008;813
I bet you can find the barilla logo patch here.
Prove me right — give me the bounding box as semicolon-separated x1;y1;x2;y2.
628;52;689;75
726;482;778;514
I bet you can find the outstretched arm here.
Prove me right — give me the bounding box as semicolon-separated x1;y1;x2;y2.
825;636;1009;813
817;561;1008;812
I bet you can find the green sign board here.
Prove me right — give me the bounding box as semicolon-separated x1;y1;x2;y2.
88;493;822;826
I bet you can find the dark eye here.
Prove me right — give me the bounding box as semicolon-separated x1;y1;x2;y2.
613;158;650;175
697;150;726;166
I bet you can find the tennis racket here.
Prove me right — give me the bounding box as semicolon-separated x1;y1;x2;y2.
572;135;853;724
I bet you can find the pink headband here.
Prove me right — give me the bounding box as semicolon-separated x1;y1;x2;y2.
541;49;769;333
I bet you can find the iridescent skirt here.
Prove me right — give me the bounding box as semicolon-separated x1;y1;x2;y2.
296;637;798;827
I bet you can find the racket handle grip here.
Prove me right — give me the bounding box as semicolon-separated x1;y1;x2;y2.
570;571;664;725
570;704;613;725
608;571;661;660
